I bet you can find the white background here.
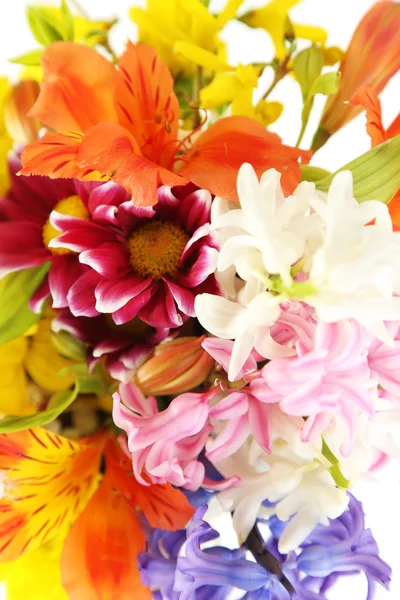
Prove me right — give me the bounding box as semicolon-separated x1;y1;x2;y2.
0;1;399;598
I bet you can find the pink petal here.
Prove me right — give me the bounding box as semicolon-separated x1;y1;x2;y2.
248;397;273;453
177;189;212;232
94;274;152;313
67;270;101;317
206;414;250;462
165;279;195;317
49;254;83;308
210;392;249;420
79;242;130;279
28;276;50;313
202;338;257;379
112;283;156;325
177;244;219;287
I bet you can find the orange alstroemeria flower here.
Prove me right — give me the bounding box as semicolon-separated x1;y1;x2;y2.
0;429;194;599
350;85;400;229
312;1;400;150
20;41;310;206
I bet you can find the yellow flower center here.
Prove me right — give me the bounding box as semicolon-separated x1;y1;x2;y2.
128;220;189;279
42;195;89;255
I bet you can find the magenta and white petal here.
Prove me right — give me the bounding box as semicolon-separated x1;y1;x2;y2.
87;181;130;213
49;254;84;308
28;276;50;313
177;189;212;232
67;270;101;317
177;244;219;287
112;283;156;325
139;282;183;328
94;274;152;313
49;214;115;252
165;279;195;317
79;242;130;279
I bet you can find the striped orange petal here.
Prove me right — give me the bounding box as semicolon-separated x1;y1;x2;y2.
350;87;386;147
60;469;151;600
104;438;194;530
115;42;180;168
179;115;311;200
0;428;103;561
29;41;118;133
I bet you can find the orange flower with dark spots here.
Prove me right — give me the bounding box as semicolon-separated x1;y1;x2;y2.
21;41;310;206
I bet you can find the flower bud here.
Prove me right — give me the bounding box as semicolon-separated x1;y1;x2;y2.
313;1;400;150
4;80;41;145
133;335;214;396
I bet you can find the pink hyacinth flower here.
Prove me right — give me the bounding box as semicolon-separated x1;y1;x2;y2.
113;382;220;490
263;320;373;456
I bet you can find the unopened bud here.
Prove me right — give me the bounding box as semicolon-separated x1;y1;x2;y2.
5;80;41;145
134;335;214;396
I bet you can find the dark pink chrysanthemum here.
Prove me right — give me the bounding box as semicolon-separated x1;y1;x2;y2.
0;155;102;311
53;308;169;383
50;184;220;329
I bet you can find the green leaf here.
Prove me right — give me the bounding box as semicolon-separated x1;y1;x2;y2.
51;330;86;362
9;49;44;66
308;71;341;99
0;383;79;432
315;134;400;204
300;165;330;182
0;263;50;345
27;6;64;45
58;363;106;395
60;0;75;41
293;46;324;100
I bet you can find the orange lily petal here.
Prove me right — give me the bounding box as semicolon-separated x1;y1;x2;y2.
29;41;118;133
0;428;103;561
60;470;151;600
20;132;109;182
386;113;400;139
77;122;188;206
317;1;400;142
104;439;194;531
350;86;386;147
179;115;311;200
116;42;180;168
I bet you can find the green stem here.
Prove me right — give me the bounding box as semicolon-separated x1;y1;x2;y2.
192;65;203;129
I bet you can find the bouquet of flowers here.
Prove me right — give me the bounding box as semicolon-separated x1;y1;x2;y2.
0;0;399;598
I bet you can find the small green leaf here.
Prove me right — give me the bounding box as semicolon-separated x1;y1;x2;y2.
9;49;44;66
60;0;75;41
315;134;400;204
27;6;64;45
0;383;79;432
58;363;106;395
300;165;330;182
0;263;50;345
293;46;324;100
308;71;341;99
321;439;350;489
51;330;86;361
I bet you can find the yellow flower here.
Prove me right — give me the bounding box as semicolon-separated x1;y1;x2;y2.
241;0;327;60
0;532;68;600
130;0;245;75
0;314;75;417
0;78;12;196
175;41;283;125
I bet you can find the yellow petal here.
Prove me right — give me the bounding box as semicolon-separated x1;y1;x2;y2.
0;428;103;560
174;41;232;73
0;78;12;195
255;99;284;125
200;73;242;108
0;337;35;416
0;531;68;600
293;23;328;46
24;316;76;392
231;87;256;118
323;45;344;66
217;0;246;27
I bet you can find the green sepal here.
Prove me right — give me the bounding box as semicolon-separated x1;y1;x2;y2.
300;165;330;182
60;0;75;41
293;45;324;100
315;134;400;204
0;263;50;345
58;363;107;395
26;6;64;45
9;49;44;66
51;330;86;362
321;439;350;489
0;382;79;432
